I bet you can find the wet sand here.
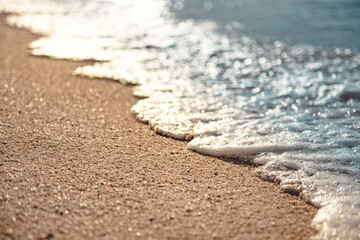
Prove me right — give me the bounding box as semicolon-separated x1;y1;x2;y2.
0;14;317;240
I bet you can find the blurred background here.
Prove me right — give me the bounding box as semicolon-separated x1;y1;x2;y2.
169;0;360;49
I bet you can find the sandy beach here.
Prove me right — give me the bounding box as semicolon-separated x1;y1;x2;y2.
0;14;317;240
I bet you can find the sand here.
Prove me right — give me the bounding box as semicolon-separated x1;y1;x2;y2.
0;14;317;240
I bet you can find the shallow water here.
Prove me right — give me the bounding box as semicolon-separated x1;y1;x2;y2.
1;0;359;239
172;0;360;50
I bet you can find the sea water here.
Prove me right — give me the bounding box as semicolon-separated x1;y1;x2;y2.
1;0;359;239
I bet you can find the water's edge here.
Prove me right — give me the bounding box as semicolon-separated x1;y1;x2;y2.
1;0;359;237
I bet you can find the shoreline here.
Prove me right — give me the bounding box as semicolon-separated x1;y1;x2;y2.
0;13;317;240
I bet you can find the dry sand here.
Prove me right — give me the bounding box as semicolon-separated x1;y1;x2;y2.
0;14;317;240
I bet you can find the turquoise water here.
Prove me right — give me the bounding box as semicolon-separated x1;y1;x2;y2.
1;0;359;239
171;0;360;49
